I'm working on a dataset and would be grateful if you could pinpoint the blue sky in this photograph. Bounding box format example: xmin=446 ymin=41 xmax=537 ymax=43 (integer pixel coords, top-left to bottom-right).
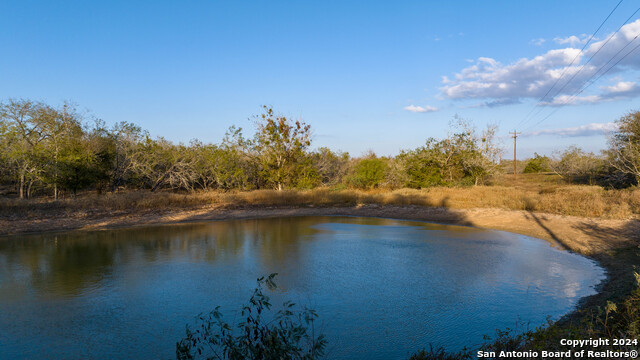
xmin=1 ymin=0 xmax=639 ymax=159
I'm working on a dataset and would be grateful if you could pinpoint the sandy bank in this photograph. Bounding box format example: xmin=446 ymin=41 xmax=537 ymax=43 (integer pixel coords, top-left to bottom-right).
xmin=2 ymin=204 xmax=637 ymax=254
xmin=2 ymin=203 xmax=639 ymax=325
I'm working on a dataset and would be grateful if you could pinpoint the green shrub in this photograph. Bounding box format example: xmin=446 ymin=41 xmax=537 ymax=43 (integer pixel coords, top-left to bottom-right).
xmin=523 ymin=153 xmax=551 ymax=173
xmin=409 ymin=345 xmax=472 ymax=360
xmin=348 ymin=158 xmax=388 ymax=189
xmin=176 ymin=274 xmax=326 ymax=360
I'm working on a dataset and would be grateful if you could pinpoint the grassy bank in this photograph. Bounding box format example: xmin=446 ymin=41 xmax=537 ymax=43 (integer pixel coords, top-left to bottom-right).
xmin=1 ymin=179 xmax=639 ymax=359
xmin=2 ymin=183 xmax=640 ymax=220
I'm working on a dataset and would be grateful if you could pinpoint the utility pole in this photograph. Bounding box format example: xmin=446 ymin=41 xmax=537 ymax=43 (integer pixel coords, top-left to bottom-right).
xmin=509 ymin=130 xmax=519 ymax=180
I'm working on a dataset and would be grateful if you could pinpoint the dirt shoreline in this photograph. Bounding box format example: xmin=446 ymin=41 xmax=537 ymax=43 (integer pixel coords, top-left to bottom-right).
xmin=2 ymin=204 xmax=639 ymax=320
xmin=2 ymin=204 xmax=637 ymax=253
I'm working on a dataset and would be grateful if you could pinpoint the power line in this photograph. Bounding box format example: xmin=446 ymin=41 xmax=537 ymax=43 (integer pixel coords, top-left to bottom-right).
xmin=520 ymin=4 xmax=640 ymax=131
xmin=521 ymin=5 xmax=640 ymax=131
xmin=523 ymin=38 xmax=640 ymax=133
xmin=521 ymin=4 xmax=640 ymax=128
xmin=596 ymin=36 xmax=640 ymax=77
xmin=516 ymin=0 xmax=624 ymax=128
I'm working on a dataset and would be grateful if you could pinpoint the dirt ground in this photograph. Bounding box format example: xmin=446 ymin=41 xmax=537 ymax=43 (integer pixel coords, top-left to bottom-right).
xmin=2 ymin=204 xmax=638 ymax=255
xmin=2 ymin=203 xmax=639 ymax=322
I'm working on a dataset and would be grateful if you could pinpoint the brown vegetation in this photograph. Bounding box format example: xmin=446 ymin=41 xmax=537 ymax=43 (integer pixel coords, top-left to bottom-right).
xmin=1 ymin=176 xmax=639 ymax=359
xmin=3 ymin=99 xmax=640 ymax=357
xmin=1 ymin=178 xmax=639 ymax=228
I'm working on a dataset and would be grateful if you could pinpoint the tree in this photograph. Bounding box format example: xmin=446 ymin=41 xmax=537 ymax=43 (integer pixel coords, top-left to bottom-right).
xmin=110 ymin=121 xmax=146 ymax=191
xmin=0 ymin=99 xmax=50 ymax=198
xmin=56 ymin=130 xmax=100 ymax=196
xmin=396 ymin=141 xmax=447 ymax=188
xmin=310 ymin=147 xmax=349 ymax=186
xmin=551 ymin=146 xmax=604 ymax=184
xmin=85 ymin=120 xmax=118 ymax=193
xmin=253 ymin=106 xmax=313 ymax=190
xmin=523 ymin=153 xmax=551 ymax=173
xmin=37 ymin=102 xmax=86 ymax=199
xmin=608 ymin=110 xmax=640 ymax=184
xmin=347 ymin=155 xmax=388 ymax=189
xmin=0 ymin=119 xmax=9 ymax=185
xmin=217 ymin=126 xmax=260 ymax=190
xmin=460 ymin=123 xmax=502 ymax=185
xmin=0 ymin=99 xmax=120 ymax=198
xmin=133 ymin=137 xmax=197 ymax=192
xmin=395 ymin=118 xmax=502 ymax=187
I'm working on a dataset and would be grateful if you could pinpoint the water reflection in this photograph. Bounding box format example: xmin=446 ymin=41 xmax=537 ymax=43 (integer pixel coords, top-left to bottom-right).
xmin=0 ymin=218 xmax=326 ymax=298
xmin=0 ymin=216 xmax=605 ymax=360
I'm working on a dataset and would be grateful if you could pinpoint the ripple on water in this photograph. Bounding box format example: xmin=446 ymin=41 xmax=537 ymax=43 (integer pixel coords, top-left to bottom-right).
xmin=0 ymin=216 xmax=605 ymax=360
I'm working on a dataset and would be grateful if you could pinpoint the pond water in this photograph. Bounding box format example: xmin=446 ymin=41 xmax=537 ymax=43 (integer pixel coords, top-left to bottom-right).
xmin=0 ymin=216 xmax=605 ymax=359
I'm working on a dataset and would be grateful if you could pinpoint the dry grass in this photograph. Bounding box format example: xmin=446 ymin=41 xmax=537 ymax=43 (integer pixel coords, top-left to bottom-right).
xmin=490 ymin=172 xmax=565 ymax=188
xmin=3 ymin=173 xmax=637 ymax=358
xmin=1 ymin=178 xmax=639 ymax=220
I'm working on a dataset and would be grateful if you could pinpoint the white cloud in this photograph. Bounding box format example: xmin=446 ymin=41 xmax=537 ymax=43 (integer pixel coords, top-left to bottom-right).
xmin=541 ymin=94 xmax=601 ymax=106
xmin=586 ymin=20 xmax=640 ymax=69
xmin=472 ymin=98 xmax=522 ymax=108
xmin=530 ymin=38 xmax=546 ymax=46
xmin=541 ymin=81 xmax=640 ymax=106
xmin=440 ymin=20 xmax=640 ymax=107
xmin=553 ymin=34 xmax=590 ymax=46
xmin=602 ymin=81 xmax=637 ymax=93
xmin=522 ymin=122 xmax=618 ymax=137
xmin=441 ymin=48 xmax=585 ymax=100
xmin=404 ymin=105 xmax=439 ymax=113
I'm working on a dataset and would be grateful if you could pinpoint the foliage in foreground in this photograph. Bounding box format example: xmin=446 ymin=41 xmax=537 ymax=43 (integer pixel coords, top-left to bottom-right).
xmin=176 ymin=274 xmax=326 ymax=360
xmin=175 ymin=270 xmax=640 ymax=359
xmin=409 ymin=345 xmax=472 ymax=360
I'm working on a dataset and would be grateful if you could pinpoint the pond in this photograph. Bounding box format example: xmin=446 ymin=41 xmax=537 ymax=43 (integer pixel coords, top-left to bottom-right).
xmin=0 ymin=216 xmax=605 ymax=359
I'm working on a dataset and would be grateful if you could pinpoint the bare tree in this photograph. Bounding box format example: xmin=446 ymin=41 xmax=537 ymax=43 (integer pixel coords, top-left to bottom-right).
xmin=608 ymin=111 xmax=640 ymax=183
xmin=550 ymin=146 xmax=604 ymax=184
xmin=131 ymin=137 xmax=198 ymax=192
xmin=110 ymin=121 xmax=146 ymax=190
